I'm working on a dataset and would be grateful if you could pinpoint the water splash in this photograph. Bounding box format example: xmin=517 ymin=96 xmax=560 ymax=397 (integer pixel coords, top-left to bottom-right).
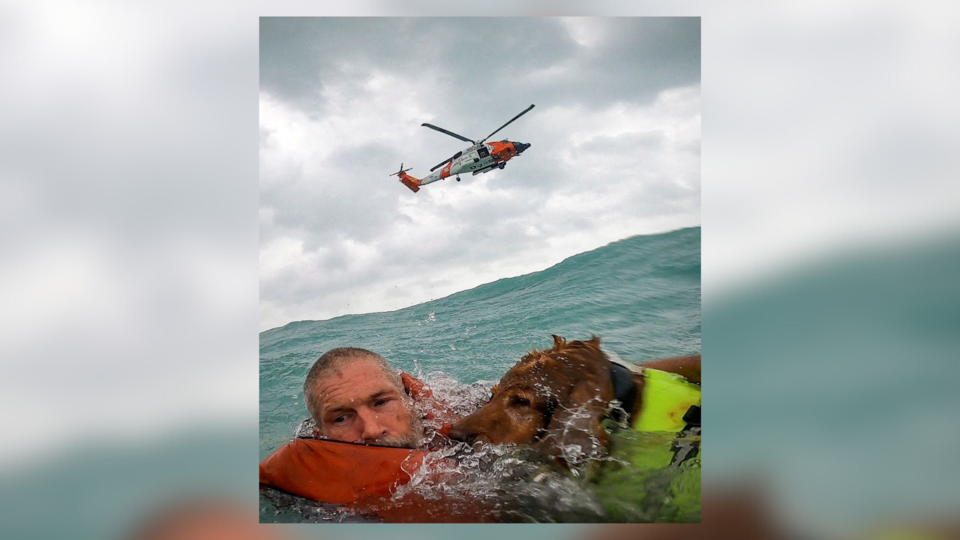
xmin=381 ymin=440 xmax=608 ymax=522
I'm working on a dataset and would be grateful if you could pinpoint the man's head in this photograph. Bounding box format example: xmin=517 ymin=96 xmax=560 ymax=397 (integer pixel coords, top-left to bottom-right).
xmin=303 ymin=347 xmax=421 ymax=448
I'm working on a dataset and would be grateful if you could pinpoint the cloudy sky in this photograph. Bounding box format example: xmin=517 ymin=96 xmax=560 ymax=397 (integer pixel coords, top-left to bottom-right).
xmin=260 ymin=17 xmax=701 ymax=331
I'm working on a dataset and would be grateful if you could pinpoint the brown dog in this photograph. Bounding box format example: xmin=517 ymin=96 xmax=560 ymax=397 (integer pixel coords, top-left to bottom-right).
xmin=448 ymin=335 xmax=700 ymax=467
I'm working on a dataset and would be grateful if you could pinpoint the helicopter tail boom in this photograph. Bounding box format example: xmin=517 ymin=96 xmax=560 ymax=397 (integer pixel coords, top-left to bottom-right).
xmin=398 ymin=171 xmax=421 ymax=193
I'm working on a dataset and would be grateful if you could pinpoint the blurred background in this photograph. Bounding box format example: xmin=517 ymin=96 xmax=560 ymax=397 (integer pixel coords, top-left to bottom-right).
xmin=2 ymin=1 xmax=959 ymax=539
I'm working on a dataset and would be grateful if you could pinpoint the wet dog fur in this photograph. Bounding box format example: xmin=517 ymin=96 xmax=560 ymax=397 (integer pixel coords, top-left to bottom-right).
xmin=449 ymin=335 xmax=637 ymax=467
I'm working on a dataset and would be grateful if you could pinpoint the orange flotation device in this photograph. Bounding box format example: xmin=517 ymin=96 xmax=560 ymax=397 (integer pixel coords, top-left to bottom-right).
xmin=259 ymin=373 xmax=456 ymax=505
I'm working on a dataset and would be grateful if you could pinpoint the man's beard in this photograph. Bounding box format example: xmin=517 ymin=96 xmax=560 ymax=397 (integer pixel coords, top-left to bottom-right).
xmin=373 ymin=413 xmax=423 ymax=449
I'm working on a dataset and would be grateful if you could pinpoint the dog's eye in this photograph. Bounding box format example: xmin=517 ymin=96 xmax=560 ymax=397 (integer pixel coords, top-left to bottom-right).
xmin=510 ymin=396 xmax=531 ymax=407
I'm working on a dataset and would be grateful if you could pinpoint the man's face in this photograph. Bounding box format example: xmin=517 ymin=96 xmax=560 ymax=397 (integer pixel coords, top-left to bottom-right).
xmin=313 ymin=357 xmax=420 ymax=448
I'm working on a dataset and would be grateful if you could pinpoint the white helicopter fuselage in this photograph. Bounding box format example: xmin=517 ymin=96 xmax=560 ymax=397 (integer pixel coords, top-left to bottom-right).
xmin=418 ymin=139 xmax=531 ymax=186
xmin=420 ymin=145 xmax=491 ymax=185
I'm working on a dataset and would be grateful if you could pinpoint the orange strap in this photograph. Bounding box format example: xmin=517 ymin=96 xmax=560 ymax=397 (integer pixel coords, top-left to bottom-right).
xmin=401 ymin=372 xmax=458 ymax=437
xmin=400 ymin=372 xmax=431 ymax=398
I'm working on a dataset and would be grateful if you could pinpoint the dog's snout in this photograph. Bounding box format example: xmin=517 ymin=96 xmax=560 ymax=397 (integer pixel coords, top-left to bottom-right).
xmin=448 ymin=425 xmax=478 ymax=445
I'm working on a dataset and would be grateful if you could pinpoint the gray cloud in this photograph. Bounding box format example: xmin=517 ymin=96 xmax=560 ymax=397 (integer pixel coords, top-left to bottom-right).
xmin=260 ymin=17 xmax=700 ymax=114
xmin=260 ymin=17 xmax=701 ymax=330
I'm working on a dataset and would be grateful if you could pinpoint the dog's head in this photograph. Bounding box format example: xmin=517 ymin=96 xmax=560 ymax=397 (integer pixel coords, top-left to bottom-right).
xmin=449 ymin=335 xmax=616 ymax=466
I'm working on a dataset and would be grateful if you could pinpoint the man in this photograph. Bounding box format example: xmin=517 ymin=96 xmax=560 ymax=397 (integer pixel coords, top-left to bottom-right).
xmin=302 ymin=347 xmax=424 ymax=448
xmin=260 ymin=347 xmax=456 ymax=507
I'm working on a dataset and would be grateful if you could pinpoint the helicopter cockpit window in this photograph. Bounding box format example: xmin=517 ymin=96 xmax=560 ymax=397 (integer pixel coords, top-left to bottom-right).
xmin=477 ymin=146 xmax=490 ymax=159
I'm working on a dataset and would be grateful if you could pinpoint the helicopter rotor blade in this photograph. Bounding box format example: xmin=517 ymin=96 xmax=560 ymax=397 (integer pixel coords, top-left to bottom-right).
xmin=479 ymin=104 xmax=535 ymax=144
xmin=421 ymin=123 xmax=475 ymax=144
xmin=430 ymin=152 xmax=460 ymax=172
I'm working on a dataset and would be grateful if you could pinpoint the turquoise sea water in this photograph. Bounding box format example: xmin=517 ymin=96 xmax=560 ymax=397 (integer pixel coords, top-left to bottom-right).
xmin=259 ymin=226 xmax=701 ymax=522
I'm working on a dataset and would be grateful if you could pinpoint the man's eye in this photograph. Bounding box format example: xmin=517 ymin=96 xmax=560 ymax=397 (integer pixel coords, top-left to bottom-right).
xmin=333 ymin=415 xmax=347 ymax=424
xmin=374 ymin=398 xmax=390 ymax=407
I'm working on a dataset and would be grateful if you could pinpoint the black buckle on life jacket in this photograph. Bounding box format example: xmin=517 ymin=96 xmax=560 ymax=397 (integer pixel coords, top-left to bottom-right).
xmin=609 ymin=362 xmax=638 ymax=423
xmin=682 ymin=405 xmax=701 ymax=427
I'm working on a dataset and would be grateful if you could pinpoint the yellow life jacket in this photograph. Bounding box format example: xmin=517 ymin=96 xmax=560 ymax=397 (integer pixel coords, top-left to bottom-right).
xmin=598 ymin=363 xmax=701 ymax=521
xmin=606 ymin=352 xmax=701 ymax=433
xmin=633 ymin=367 xmax=701 ymax=433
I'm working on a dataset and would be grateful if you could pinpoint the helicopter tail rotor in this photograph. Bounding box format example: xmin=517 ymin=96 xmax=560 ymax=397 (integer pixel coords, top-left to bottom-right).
xmin=389 ymin=163 xmax=414 ymax=177
xmin=389 ymin=163 xmax=421 ymax=193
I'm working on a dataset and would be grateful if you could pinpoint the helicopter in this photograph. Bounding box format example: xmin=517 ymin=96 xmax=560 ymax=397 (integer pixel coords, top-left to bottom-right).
xmin=390 ymin=104 xmax=534 ymax=192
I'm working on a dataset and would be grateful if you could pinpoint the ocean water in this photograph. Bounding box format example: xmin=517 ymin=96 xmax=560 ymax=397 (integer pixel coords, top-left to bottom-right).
xmin=259 ymin=226 xmax=701 ymax=522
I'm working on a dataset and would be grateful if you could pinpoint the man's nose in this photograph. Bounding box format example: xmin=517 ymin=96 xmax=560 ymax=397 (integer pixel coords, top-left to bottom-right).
xmin=357 ymin=408 xmax=387 ymax=441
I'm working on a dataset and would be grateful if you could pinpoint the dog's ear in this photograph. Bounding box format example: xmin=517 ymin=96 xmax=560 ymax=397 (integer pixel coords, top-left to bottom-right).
xmin=534 ymin=381 xmax=610 ymax=468
xmin=551 ymin=334 xmax=566 ymax=348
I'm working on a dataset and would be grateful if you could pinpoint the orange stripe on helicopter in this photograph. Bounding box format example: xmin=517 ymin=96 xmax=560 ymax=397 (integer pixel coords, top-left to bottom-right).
xmin=441 ymin=161 xmax=452 ymax=179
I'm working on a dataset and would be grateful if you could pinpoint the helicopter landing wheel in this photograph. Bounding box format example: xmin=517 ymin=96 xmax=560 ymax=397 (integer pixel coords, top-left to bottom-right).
xmin=456 ymin=176 xmax=460 ymax=181
xmin=498 ymin=162 xmax=505 ymax=170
